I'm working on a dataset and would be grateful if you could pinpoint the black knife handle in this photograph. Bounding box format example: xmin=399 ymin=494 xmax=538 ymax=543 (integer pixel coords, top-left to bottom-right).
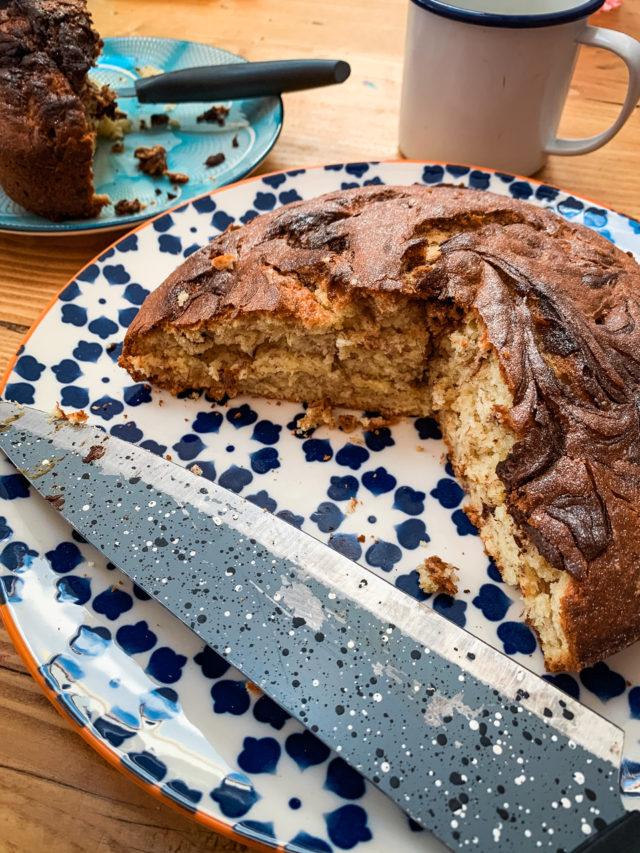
xmin=570 ymin=811 xmax=640 ymax=853
xmin=134 ymin=59 xmax=351 ymax=103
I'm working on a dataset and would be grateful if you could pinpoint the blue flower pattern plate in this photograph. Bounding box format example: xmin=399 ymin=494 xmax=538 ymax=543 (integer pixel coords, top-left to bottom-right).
xmin=2 ymin=161 xmax=640 ymax=853
xmin=0 ymin=37 xmax=282 ymax=234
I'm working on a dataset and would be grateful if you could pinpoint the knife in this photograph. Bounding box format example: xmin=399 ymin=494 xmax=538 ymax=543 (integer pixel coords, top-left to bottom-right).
xmin=0 ymin=401 xmax=638 ymax=852
xmin=115 ymin=59 xmax=351 ymax=103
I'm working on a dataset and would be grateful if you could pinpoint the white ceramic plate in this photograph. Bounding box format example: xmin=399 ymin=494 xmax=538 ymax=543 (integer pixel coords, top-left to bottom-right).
xmin=2 ymin=161 xmax=640 ymax=853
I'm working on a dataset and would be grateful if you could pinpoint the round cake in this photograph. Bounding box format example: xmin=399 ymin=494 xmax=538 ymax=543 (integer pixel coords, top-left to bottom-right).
xmin=0 ymin=0 xmax=116 ymax=220
xmin=120 ymin=183 xmax=640 ymax=673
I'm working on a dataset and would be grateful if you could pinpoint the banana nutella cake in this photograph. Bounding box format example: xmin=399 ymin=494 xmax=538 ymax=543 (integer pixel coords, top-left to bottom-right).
xmin=120 ymin=184 xmax=640 ymax=672
xmin=0 ymin=0 xmax=125 ymax=220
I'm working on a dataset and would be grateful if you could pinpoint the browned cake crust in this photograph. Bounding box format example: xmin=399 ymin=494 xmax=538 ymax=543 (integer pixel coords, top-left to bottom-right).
xmin=121 ymin=184 xmax=640 ymax=671
xmin=0 ymin=0 xmax=111 ymax=220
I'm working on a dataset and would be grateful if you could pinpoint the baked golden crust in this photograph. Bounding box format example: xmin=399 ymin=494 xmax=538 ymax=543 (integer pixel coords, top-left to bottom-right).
xmin=121 ymin=184 xmax=640 ymax=671
xmin=0 ymin=0 xmax=109 ymax=220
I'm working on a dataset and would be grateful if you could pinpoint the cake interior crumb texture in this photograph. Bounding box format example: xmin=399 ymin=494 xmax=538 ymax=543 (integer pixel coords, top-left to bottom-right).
xmin=126 ymin=299 xmax=569 ymax=668
xmin=121 ymin=184 xmax=640 ymax=672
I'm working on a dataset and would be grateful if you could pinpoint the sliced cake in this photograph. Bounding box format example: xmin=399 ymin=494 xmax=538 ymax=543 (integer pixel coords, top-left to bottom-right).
xmin=120 ymin=184 xmax=640 ymax=672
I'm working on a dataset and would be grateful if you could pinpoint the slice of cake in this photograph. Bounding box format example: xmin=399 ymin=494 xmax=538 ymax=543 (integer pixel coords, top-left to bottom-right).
xmin=120 ymin=183 xmax=640 ymax=672
xmin=0 ymin=0 xmax=126 ymax=220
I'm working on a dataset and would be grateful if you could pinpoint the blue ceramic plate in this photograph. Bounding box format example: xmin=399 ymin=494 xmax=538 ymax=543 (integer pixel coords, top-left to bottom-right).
xmin=0 ymin=37 xmax=282 ymax=235
xmin=2 ymin=162 xmax=640 ymax=853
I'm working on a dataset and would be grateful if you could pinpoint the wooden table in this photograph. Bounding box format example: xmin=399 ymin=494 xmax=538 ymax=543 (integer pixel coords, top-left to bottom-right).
xmin=1 ymin=1 xmax=639 ymax=850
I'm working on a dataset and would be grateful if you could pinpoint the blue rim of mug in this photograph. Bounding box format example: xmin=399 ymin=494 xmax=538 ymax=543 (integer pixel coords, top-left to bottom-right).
xmin=409 ymin=0 xmax=605 ymax=28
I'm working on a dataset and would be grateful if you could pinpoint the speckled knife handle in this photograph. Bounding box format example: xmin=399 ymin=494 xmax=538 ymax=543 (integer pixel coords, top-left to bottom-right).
xmin=134 ymin=59 xmax=351 ymax=103
xmin=571 ymin=811 xmax=640 ymax=852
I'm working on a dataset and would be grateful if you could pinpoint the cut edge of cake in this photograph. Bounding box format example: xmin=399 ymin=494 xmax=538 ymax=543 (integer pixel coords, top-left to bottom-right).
xmin=120 ymin=282 xmax=575 ymax=671
xmin=119 ymin=183 xmax=640 ymax=672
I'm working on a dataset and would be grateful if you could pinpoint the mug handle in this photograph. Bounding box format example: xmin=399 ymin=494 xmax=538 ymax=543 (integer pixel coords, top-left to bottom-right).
xmin=545 ymin=25 xmax=640 ymax=156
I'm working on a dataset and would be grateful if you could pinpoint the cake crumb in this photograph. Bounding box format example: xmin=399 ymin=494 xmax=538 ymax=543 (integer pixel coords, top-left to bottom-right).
xmin=417 ymin=556 xmax=459 ymax=596
xmin=295 ymin=399 xmax=398 ymax=434
xmin=176 ymin=290 xmax=189 ymax=307
xmin=165 ymin=170 xmax=189 ymax=184
xmin=82 ymin=445 xmax=106 ymax=464
xmin=416 ymin=445 xmax=424 ymax=452
xmin=136 ymin=64 xmax=163 ymax=78
xmin=232 ymin=134 xmax=239 ymax=147
xmin=115 ymin=198 xmax=145 ymax=216
xmin=49 ymin=403 xmax=88 ymax=425
xmin=45 ymin=493 xmax=65 ymax=510
xmin=190 ymin=463 xmax=203 ymax=476
xmin=150 ymin=113 xmax=169 ymax=127
xmin=357 ymin=534 xmax=365 ymax=543
xmin=212 ymin=253 xmax=237 ymax=271
xmin=111 ymin=142 xmax=124 ymax=154
xmin=346 ymin=497 xmax=358 ymax=514
xmin=134 ymin=144 xmax=167 ymax=176
xmin=205 ymin=152 xmax=226 ymax=168
xmin=196 ymin=104 xmax=229 ymax=125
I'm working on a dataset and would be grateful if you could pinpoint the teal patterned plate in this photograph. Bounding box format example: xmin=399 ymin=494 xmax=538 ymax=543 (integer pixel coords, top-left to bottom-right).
xmin=0 ymin=37 xmax=283 ymax=235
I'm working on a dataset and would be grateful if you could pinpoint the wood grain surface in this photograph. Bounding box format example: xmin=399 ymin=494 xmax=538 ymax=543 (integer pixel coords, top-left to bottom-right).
xmin=1 ymin=1 xmax=640 ymax=851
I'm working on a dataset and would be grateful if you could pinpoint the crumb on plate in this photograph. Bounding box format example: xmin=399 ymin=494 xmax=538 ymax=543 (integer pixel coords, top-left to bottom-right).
xmin=417 ymin=556 xmax=460 ymax=596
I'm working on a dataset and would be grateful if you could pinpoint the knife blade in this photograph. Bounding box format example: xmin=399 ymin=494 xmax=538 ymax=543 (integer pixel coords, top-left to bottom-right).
xmin=0 ymin=401 xmax=638 ymax=852
xmin=115 ymin=59 xmax=351 ymax=103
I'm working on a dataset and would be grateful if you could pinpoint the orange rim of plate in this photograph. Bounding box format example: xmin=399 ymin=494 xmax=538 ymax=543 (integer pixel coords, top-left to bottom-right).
xmin=1 ymin=157 xmax=638 ymax=850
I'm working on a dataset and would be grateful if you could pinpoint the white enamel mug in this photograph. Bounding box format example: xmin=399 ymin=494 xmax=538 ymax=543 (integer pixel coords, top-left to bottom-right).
xmin=399 ymin=0 xmax=640 ymax=175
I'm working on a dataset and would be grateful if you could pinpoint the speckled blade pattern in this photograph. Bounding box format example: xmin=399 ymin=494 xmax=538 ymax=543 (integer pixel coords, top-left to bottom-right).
xmin=0 ymin=402 xmax=625 ymax=852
